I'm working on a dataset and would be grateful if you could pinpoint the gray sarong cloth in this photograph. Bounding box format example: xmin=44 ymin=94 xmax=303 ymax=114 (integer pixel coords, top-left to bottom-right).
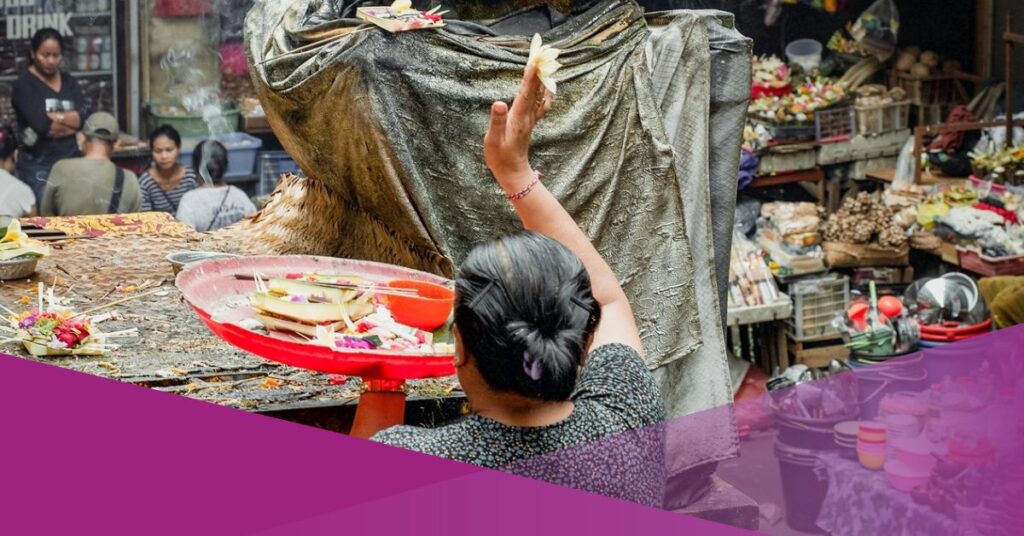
xmin=246 ymin=0 xmax=702 ymax=370
xmin=245 ymin=0 xmax=750 ymax=473
xmin=645 ymin=9 xmax=750 ymax=473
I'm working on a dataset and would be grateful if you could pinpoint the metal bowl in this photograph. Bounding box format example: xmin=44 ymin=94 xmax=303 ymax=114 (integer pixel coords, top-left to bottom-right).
xmin=0 ymin=255 xmax=39 ymax=281
xmin=167 ymin=251 xmax=239 ymax=276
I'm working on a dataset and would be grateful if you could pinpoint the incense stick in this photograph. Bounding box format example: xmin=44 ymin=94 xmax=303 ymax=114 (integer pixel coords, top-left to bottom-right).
xmin=70 ymin=289 xmax=165 ymax=320
xmin=235 ymin=274 xmax=423 ymax=298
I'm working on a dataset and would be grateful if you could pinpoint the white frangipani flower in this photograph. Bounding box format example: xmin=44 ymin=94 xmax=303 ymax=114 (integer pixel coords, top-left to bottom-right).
xmin=389 ymin=0 xmax=415 ymax=13
xmin=527 ymin=33 xmax=562 ymax=94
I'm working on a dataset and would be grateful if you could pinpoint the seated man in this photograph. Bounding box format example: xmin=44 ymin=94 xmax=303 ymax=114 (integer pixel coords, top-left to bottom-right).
xmin=40 ymin=112 xmax=140 ymax=217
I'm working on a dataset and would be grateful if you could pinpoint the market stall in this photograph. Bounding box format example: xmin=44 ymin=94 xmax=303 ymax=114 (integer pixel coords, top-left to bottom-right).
xmin=0 ymin=213 xmax=460 ymax=432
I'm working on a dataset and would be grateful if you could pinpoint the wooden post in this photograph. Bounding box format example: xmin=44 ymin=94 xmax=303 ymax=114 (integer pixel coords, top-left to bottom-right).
xmin=913 ymin=126 xmax=925 ymax=183
xmin=1008 ymin=11 xmax=1016 ymax=147
xmin=976 ymin=0 xmax=994 ymax=80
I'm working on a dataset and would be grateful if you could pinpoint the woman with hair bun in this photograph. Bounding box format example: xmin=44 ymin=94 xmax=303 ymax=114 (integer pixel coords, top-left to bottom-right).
xmin=373 ymin=65 xmax=666 ymax=507
xmin=175 ymin=139 xmax=256 ymax=231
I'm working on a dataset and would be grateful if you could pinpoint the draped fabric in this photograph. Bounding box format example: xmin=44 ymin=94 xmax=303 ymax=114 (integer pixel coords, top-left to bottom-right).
xmin=245 ymin=0 xmax=750 ymax=472
xmin=247 ymin=0 xmax=702 ymax=370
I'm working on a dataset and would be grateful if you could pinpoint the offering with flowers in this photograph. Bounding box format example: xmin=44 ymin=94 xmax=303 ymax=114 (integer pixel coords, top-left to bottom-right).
xmin=752 ymin=55 xmax=791 ymax=89
xmin=356 ymin=1 xmax=446 ymax=33
xmin=1 ymin=284 xmax=138 ymax=357
xmin=245 ymin=272 xmax=456 ymax=355
xmin=751 ymin=55 xmax=792 ymax=100
xmin=969 ymin=145 xmax=1024 ymax=185
xmin=749 ymin=77 xmax=848 ymax=125
xmin=0 ymin=220 xmax=49 ymax=261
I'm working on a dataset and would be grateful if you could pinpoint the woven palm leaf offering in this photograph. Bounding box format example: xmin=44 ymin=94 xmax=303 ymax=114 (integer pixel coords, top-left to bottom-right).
xmin=244 ymin=272 xmax=456 ymax=355
xmin=0 ymin=220 xmax=50 ymax=281
xmin=1 ymin=284 xmax=139 ymax=357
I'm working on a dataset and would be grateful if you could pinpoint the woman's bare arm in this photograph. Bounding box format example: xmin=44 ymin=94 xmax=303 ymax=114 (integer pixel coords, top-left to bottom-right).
xmin=483 ymin=64 xmax=642 ymax=354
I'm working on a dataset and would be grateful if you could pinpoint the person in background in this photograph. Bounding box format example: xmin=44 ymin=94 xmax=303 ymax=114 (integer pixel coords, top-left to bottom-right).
xmin=40 ymin=112 xmax=140 ymax=217
xmin=0 ymin=125 xmax=37 ymax=217
xmin=11 ymin=28 xmax=91 ymax=203
xmin=176 ymin=140 xmax=256 ymax=231
xmin=139 ymin=125 xmax=198 ymax=214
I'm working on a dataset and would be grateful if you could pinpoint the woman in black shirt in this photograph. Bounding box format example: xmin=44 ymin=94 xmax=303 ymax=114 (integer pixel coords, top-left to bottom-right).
xmin=11 ymin=28 xmax=91 ymax=203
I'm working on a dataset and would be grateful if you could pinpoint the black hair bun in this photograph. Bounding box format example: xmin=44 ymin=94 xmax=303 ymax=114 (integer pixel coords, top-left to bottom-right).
xmin=506 ymin=320 xmax=580 ymax=384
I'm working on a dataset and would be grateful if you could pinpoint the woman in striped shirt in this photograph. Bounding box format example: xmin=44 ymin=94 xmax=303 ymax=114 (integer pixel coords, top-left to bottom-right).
xmin=138 ymin=125 xmax=198 ymax=214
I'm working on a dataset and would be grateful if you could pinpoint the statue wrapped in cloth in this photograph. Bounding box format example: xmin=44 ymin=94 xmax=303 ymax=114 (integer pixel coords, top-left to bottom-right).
xmin=234 ymin=0 xmax=751 ymax=505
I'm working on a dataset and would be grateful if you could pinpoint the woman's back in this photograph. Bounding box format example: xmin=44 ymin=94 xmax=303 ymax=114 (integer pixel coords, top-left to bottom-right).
xmin=374 ymin=344 xmax=666 ymax=506
xmin=176 ymin=185 xmax=255 ymax=231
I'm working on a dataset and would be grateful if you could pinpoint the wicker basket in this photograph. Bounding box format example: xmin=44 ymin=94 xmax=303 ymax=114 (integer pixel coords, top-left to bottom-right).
xmin=0 ymin=256 xmax=39 ymax=281
xmin=890 ymin=71 xmax=956 ymax=105
xmin=823 ymin=241 xmax=910 ymax=268
xmin=855 ymin=101 xmax=910 ymax=135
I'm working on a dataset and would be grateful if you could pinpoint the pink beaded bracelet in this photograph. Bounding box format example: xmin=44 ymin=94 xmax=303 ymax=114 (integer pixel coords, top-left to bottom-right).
xmin=506 ymin=170 xmax=542 ymax=201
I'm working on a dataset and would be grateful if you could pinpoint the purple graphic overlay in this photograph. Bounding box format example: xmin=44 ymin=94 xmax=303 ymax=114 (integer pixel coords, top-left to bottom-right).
xmin=0 ymin=353 xmax=749 ymax=536
xmin=482 ymin=326 xmax=1024 ymax=535
xmin=4 ymin=326 xmax=1022 ymax=534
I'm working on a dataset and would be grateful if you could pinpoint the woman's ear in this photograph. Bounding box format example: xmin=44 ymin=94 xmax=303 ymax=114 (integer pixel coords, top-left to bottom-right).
xmin=453 ymin=324 xmax=467 ymax=368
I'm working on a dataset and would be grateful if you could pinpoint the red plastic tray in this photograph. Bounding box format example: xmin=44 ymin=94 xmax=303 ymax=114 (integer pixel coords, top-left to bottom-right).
xmin=920 ymin=319 xmax=993 ymax=343
xmin=176 ymin=255 xmax=456 ymax=380
xmin=957 ymin=247 xmax=1024 ymax=277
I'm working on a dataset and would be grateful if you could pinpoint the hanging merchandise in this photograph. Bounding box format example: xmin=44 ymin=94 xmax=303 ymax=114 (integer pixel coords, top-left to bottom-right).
xmin=850 ymin=0 xmax=900 ymax=62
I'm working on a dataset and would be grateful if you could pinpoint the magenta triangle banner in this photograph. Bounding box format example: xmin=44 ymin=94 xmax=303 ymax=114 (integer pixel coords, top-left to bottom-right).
xmin=0 ymin=354 xmax=749 ymax=535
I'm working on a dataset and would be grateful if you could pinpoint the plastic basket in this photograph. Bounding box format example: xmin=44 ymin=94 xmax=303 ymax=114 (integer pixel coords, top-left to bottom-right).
xmin=815 ymin=105 xmax=855 ymax=141
xmin=147 ymin=101 xmax=240 ymax=138
xmin=956 ymin=247 xmax=1024 ymax=276
xmin=153 ymin=0 xmax=212 ymax=17
xmin=179 ymin=132 xmax=262 ymax=178
xmin=855 ymin=101 xmax=910 ymax=135
xmin=785 ymin=275 xmax=851 ymax=341
xmin=751 ymin=117 xmax=817 ymax=143
xmin=259 ymin=151 xmax=301 ymax=195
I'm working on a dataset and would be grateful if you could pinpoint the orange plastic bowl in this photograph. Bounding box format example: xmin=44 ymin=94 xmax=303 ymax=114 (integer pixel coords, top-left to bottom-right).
xmin=387 ymin=279 xmax=455 ymax=331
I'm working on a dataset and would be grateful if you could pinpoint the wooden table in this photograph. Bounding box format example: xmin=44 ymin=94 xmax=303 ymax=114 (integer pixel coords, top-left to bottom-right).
xmin=750 ymin=167 xmax=828 ymax=208
xmin=865 ymin=168 xmax=970 ymax=188
xmin=2 ymin=215 xmax=461 ymax=436
xmin=727 ymin=295 xmax=794 ymax=375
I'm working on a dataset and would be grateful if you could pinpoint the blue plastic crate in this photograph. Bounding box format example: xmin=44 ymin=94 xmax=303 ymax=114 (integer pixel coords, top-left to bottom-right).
xmin=259 ymin=150 xmax=301 ymax=195
xmin=178 ymin=132 xmax=262 ymax=179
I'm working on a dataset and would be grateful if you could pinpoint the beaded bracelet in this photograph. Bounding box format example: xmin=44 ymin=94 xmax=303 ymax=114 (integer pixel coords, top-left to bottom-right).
xmin=506 ymin=170 xmax=542 ymax=201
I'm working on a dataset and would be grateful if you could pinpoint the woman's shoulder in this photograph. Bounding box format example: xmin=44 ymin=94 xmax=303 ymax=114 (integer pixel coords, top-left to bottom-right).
xmin=11 ymin=70 xmax=34 ymax=89
xmin=587 ymin=343 xmax=643 ymax=366
xmin=178 ymin=188 xmax=206 ymax=202
xmin=0 ymin=169 xmax=30 ymax=192
xmin=372 ymin=421 xmax=478 ymax=459
xmin=59 ymin=70 xmax=81 ymax=84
